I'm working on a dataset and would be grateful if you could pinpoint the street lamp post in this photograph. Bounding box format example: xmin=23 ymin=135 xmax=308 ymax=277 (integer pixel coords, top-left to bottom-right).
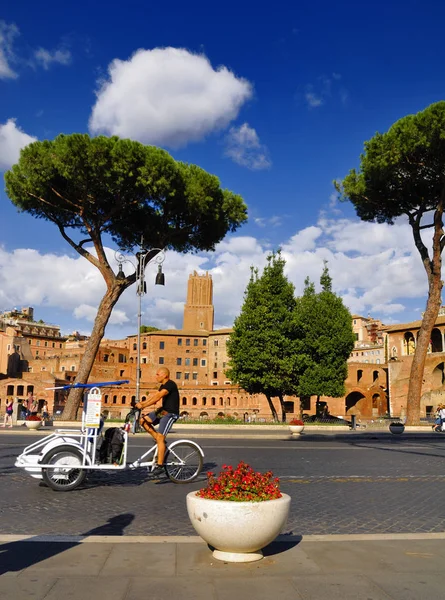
xmin=115 ymin=243 xmax=165 ymax=405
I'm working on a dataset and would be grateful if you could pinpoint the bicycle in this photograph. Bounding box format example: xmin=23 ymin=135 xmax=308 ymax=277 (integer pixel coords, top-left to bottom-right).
xmin=15 ymin=380 xmax=204 ymax=492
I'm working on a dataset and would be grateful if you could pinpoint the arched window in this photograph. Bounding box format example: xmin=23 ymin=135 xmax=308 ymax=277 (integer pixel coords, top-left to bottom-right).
xmin=373 ymin=370 xmax=379 ymax=382
xmin=104 ymin=395 xmax=108 ymax=404
xmin=432 ymin=363 xmax=445 ymax=386
xmin=219 ymin=397 xmax=223 ymax=406
xmin=142 ymin=342 xmax=147 ymax=350
xmin=113 ymin=395 xmax=117 ymax=404
xmin=182 ymin=397 xmax=187 ymax=406
xmin=192 ymin=397 xmax=197 ymax=406
xmin=202 ymin=397 xmax=207 ymax=406
xmin=357 ymin=369 xmax=363 ymax=383
xmin=404 ymin=332 xmax=416 ymax=355
xmin=122 ymin=396 xmax=126 ymax=404
xmin=211 ymin=397 xmax=216 ymax=406
xmin=431 ymin=328 xmax=443 ymax=353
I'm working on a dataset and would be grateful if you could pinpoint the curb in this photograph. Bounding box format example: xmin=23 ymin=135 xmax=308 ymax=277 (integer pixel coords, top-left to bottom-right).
xmin=2 ymin=532 xmax=445 ymax=543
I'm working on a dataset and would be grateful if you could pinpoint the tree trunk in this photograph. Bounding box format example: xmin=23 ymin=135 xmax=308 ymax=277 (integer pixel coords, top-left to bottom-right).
xmin=62 ymin=284 xmax=125 ymax=420
xmin=406 ymin=202 xmax=444 ymax=425
xmin=278 ymin=393 xmax=287 ymax=422
xmin=405 ymin=277 xmax=442 ymax=424
xmin=265 ymin=393 xmax=279 ymax=422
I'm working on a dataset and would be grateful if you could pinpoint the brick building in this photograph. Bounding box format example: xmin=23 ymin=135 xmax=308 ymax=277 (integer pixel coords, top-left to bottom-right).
xmin=2 ymin=274 xmax=444 ymax=421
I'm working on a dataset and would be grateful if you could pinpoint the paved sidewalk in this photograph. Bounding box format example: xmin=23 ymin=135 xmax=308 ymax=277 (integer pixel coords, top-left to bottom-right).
xmin=1 ymin=422 xmax=440 ymax=439
xmin=1 ymin=533 xmax=445 ymax=599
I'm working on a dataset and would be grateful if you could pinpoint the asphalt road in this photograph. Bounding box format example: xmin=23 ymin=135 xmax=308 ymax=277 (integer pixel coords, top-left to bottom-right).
xmin=1 ymin=432 xmax=445 ymax=536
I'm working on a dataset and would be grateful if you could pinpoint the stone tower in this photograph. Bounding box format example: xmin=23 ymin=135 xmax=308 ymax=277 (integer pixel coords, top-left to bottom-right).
xmin=182 ymin=271 xmax=214 ymax=331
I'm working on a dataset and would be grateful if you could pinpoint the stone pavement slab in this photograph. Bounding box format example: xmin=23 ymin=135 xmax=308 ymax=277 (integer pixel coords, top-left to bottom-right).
xmin=100 ymin=543 xmax=176 ymax=576
xmin=293 ymin=574 xmax=390 ymax=600
xmin=365 ymin=572 xmax=444 ymax=600
xmin=128 ymin=576 xmax=216 ymax=600
xmin=2 ymin=534 xmax=445 ymax=599
xmin=43 ymin=576 xmax=130 ymax=600
xmin=23 ymin=543 xmax=113 ymax=576
xmin=0 ymin=576 xmax=57 ymax=600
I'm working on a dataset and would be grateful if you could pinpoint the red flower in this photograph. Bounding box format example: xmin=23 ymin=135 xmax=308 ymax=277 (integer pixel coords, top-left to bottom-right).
xmin=196 ymin=461 xmax=282 ymax=502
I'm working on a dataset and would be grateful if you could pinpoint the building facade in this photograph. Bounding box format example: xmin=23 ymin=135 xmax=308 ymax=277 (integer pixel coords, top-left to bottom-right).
xmin=2 ymin=274 xmax=444 ymax=421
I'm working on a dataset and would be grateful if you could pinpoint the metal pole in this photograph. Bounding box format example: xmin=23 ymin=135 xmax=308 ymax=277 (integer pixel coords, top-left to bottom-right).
xmin=136 ymin=251 xmax=144 ymax=405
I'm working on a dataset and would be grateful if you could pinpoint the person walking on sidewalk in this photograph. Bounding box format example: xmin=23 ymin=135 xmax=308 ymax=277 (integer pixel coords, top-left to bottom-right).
xmin=1 ymin=398 xmax=14 ymax=428
xmin=136 ymin=367 xmax=179 ymax=475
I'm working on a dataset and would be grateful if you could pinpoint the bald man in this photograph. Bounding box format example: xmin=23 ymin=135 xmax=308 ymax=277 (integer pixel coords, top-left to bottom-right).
xmin=136 ymin=367 xmax=179 ymax=474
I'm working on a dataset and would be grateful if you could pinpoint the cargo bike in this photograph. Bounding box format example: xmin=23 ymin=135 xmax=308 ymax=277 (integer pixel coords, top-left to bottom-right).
xmin=14 ymin=380 xmax=204 ymax=491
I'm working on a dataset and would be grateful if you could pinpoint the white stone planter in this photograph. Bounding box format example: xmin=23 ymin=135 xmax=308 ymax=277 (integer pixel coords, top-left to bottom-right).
xmin=186 ymin=491 xmax=291 ymax=562
xmin=25 ymin=420 xmax=42 ymax=430
xmin=389 ymin=423 xmax=405 ymax=434
xmin=289 ymin=424 xmax=304 ymax=435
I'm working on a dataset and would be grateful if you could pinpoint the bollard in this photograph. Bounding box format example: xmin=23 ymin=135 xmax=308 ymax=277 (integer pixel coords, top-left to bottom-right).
xmin=351 ymin=415 xmax=357 ymax=430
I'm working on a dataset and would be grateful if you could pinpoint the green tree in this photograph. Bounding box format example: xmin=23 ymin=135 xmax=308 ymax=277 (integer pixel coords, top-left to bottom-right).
xmin=5 ymin=133 xmax=247 ymax=419
xmin=335 ymin=101 xmax=445 ymax=424
xmin=140 ymin=325 xmax=160 ymax=333
xmin=295 ymin=263 xmax=355 ymax=408
xmin=226 ymin=252 xmax=301 ymax=422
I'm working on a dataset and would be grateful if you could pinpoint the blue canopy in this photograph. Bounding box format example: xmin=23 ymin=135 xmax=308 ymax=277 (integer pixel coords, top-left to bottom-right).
xmin=47 ymin=380 xmax=130 ymax=391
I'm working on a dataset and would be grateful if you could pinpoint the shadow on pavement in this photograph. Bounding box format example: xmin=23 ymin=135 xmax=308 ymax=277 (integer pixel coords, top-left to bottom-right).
xmin=263 ymin=538 xmax=302 ymax=556
xmin=0 ymin=512 xmax=134 ymax=576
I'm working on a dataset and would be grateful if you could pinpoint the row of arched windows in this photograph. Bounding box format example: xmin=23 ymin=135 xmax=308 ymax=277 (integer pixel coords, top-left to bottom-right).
xmin=403 ymin=329 xmax=444 ymax=355
xmin=181 ymin=396 xmax=239 ymax=407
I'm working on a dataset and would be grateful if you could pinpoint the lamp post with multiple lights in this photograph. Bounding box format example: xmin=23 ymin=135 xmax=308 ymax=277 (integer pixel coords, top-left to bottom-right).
xmin=115 ymin=241 xmax=165 ymax=404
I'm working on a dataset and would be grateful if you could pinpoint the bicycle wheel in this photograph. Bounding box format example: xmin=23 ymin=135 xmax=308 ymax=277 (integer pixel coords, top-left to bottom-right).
xmin=42 ymin=445 xmax=87 ymax=491
xmin=164 ymin=441 xmax=203 ymax=483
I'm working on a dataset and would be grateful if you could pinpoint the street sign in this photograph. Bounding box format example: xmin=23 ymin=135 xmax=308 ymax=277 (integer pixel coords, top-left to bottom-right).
xmin=85 ymin=387 xmax=102 ymax=428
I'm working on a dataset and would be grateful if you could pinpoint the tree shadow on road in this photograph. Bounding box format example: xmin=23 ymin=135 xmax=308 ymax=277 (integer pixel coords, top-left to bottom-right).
xmin=345 ymin=437 xmax=445 ymax=460
xmin=0 ymin=512 xmax=134 ymax=577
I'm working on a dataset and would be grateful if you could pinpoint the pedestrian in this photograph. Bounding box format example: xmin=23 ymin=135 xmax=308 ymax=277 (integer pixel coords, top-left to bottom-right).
xmin=1 ymin=397 xmax=14 ymax=428
xmin=42 ymin=400 xmax=49 ymax=421
xmin=29 ymin=395 xmax=38 ymax=416
xmin=21 ymin=398 xmax=29 ymax=419
xmin=129 ymin=399 xmax=141 ymax=435
xmin=439 ymin=404 xmax=445 ymax=431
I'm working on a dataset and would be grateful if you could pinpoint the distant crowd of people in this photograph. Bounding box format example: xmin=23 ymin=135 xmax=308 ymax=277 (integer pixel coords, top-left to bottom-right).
xmin=1 ymin=393 xmax=50 ymax=427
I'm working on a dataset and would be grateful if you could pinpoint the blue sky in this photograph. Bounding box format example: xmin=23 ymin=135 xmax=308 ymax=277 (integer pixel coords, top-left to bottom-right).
xmin=0 ymin=0 xmax=443 ymax=337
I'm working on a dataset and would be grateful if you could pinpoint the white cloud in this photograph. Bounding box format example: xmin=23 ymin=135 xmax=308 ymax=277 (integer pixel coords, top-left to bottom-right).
xmin=34 ymin=47 xmax=71 ymax=70
xmin=305 ymin=91 xmax=323 ymax=108
xmin=0 ymin=21 xmax=19 ymax=79
xmin=224 ymin=123 xmax=271 ymax=170
xmin=0 ymin=213 xmax=434 ymax=338
xmin=303 ymin=74 xmax=349 ymax=109
xmin=89 ymin=47 xmax=252 ymax=148
xmin=0 ymin=119 xmax=37 ymax=171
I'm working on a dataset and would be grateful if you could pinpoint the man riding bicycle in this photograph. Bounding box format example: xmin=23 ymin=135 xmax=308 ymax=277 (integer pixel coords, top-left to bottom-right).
xmin=135 ymin=367 xmax=180 ymax=475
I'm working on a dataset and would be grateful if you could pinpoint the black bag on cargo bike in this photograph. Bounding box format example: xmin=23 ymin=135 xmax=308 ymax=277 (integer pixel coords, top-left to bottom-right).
xmin=99 ymin=427 xmax=125 ymax=464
